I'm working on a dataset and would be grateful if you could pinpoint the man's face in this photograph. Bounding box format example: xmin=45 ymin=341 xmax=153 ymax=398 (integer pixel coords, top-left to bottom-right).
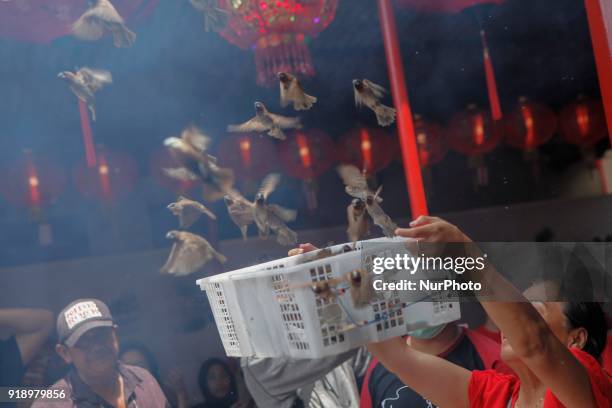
xmin=58 ymin=327 xmax=119 ymax=379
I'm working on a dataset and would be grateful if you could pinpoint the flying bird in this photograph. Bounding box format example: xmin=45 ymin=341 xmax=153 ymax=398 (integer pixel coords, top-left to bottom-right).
xmin=278 ymin=72 xmax=317 ymax=111
xmin=347 ymin=199 xmax=370 ymax=244
xmin=223 ymin=189 xmax=254 ymax=241
xmin=72 ymin=0 xmax=136 ymax=48
xmin=189 ymin=0 xmax=228 ymax=32
xmin=227 ymin=102 xmax=301 ymax=140
xmin=364 ymin=187 xmax=397 ymax=238
xmin=252 ymin=174 xmax=298 ymax=246
xmin=161 ymin=231 xmax=226 ymax=276
xmin=353 ymin=79 xmax=396 ymax=127
xmin=168 ymin=196 xmax=216 ymax=229
xmin=337 ymin=165 xmax=396 ymax=238
xmin=58 ymin=67 xmax=112 ymax=121
xmin=336 ymin=165 xmax=382 ymax=203
xmin=163 ymin=126 xmax=234 ymax=202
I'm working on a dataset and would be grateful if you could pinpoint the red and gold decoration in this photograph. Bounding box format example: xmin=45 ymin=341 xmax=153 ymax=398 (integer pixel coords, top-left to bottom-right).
xmin=279 ymin=129 xmax=334 ymax=209
xmin=74 ymin=146 xmax=139 ymax=202
xmin=217 ymin=0 xmax=338 ymax=86
xmin=217 ymin=133 xmax=278 ymax=193
xmin=0 ymin=149 xmax=67 ymax=246
xmin=395 ymin=0 xmax=505 ymax=120
xmin=337 ymin=127 xmax=394 ymax=175
xmin=449 ymin=104 xmax=501 ymax=187
xmin=503 ymin=97 xmax=556 ymax=177
xmin=0 ymin=0 xmax=158 ymax=44
xmin=411 ymin=115 xmax=448 ymax=191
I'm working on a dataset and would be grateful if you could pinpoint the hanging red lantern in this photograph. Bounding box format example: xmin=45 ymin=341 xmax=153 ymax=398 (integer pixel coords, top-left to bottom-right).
xmin=504 ymin=98 xmax=557 ymax=152
xmin=216 ymin=0 xmax=338 ymax=86
xmin=74 ymin=147 xmax=139 ymax=202
xmin=558 ymin=98 xmax=608 ymax=148
xmin=279 ymin=129 xmax=334 ymax=209
xmin=0 ymin=0 xmax=158 ymax=44
xmin=413 ymin=116 xmax=448 ymax=168
xmin=0 ymin=150 xmax=67 ymax=246
xmin=149 ymin=146 xmax=198 ymax=195
xmin=217 ymin=133 xmax=278 ymax=181
xmin=503 ymin=97 xmax=556 ymax=178
xmin=337 ymin=127 xmax=394 ymax=175
xmin=395 ymin=0 xmax=505 ymax=120
xmin=0 ymin=150 xmax=67 ymax=208
xmin=449 ymin=105 xmax=501 ymax=187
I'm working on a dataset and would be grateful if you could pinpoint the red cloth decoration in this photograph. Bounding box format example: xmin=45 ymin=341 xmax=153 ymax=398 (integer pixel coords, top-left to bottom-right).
xmin=217 ymin=133 xmax=278 ymax=181
xmin=217 ymin=0 xmax=338 ymax=86
xmin=396 ymin=0 xmax=505 ymax=120
xmin=74 ymin=147 xmax=138 ymax=201
xmin=558 ymin=98 xmax=608 ymax=147
xmin=0 ymin=150 xmax=67 ymax=208
xmin=337 ymin=127 xmax=394 ymax=174
xmin=0 ymin=0 xmax=158 ymax=44
xmin=504 ymin=98 xmax=557 ymax=152
xmin=480 ymin=30 xmax=502 ymax=121
xmin=279 ymin=129 xmax=334 ymax=209
xmin=149 ymin=147 xmax=197 ymax=195
xmin=78 ymin=99 xmax=97 ymax=167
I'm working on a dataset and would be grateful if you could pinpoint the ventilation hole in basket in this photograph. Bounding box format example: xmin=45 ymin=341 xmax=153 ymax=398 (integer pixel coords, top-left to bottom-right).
xmin=323 ymin=338 xmax=329 ymax=346
xmin=376 ymin=323 xmax=382 ymax=332
xmin=339 ymin=333 xmax=345 ymax=342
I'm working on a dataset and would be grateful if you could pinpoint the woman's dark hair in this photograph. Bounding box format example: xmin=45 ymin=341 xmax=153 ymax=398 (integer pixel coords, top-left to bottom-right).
xmin=563 ymin=302 xmax=607 ymax=359
xmin=119 ymin=341 xmax=160 ymax=380
xmin=198 ymin=358 xmax=238 ymax=406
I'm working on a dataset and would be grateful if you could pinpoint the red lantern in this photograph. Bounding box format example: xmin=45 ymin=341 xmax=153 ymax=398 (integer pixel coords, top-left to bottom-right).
xmin=413 ymin=116 xmax=448 ymax=168
xmin=504 ymin=98 xmax=557 ymax=152
xmin=217 ymin=0 xmax=338 ymax=86
xmin=149 ymin=146 xmax=198 ymax=195
xmin=449 ymin=105 xmax=501 ymax=187
xmin=74 ymin=147 xmax=138 ymax=202
xmin=337 ymin=127 xmax=394 ymax=175
xmin=559 ymin=98 xmax=608 ymax=148
xmin=395 ymin=0 xmax=505 ymax=120
xmin=503 ymin=97 xmax=556 ymax=178
xmin=0 ymin=149 xmax=67 ymax=208
xmin=279 ymin=129 xmax=334 ymax=209
xmin=217 ymin=133 xmax=278 ymax=181
xmin=0 ymin=150 xmax=67 ymax=246
xmin=0 ymin=0 xmax=158 ymax=44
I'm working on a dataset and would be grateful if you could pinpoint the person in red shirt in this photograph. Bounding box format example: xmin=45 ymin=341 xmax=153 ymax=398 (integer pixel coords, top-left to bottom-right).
xmin=368 ymin=216 xmax=610 ymax=408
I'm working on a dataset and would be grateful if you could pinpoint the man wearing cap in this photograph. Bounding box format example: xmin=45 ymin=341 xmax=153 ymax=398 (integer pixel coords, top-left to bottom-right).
xmin=32 ymin=299 xmax=169 ymax=408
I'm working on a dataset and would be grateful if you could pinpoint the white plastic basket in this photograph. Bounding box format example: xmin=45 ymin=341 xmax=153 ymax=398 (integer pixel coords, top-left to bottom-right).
xmin=197 ymin=237 xmax=461 ymax=359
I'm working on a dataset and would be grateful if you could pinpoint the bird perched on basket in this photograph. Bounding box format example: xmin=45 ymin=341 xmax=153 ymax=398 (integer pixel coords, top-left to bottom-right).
xmin=163 ymin=126 xmax=235 ymax=202
xmin=337 ymin=165 xmax=396 ymax=238
xmin=353 ymin=79 xmax=396 ymax=127
xmin=347 ymin=198 xmax=370 ymax=244
xmin=227 ymin=102 xmax=301 ymax=140
xmin=72 ymin=0 xmax=136 ymax=48
xmin=189 ymin=0 xmax=228 ymax=32
xmin=223 ymin=175 xmax=297 ymax=245
xmin=167 ymin=196 xmax=216 ymax=229
xmin=278 ymin=72 xmax=317 ymax=111
xmin=58 ymin=67 xmax=112 ymax=121
xmin=306 ymin=269 xmax=375 ymax=308
xmin=161 ymin=231 xmax=226 ymax=276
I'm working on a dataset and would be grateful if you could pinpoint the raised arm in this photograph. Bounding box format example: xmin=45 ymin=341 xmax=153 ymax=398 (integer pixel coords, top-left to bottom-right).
xmin=0 ymin=308 xmax=54 ymax=365
xmin=367 ymin=337 xmax=471 ymax=408
xmin=398 ymin=216 xmax=598 ymax=408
